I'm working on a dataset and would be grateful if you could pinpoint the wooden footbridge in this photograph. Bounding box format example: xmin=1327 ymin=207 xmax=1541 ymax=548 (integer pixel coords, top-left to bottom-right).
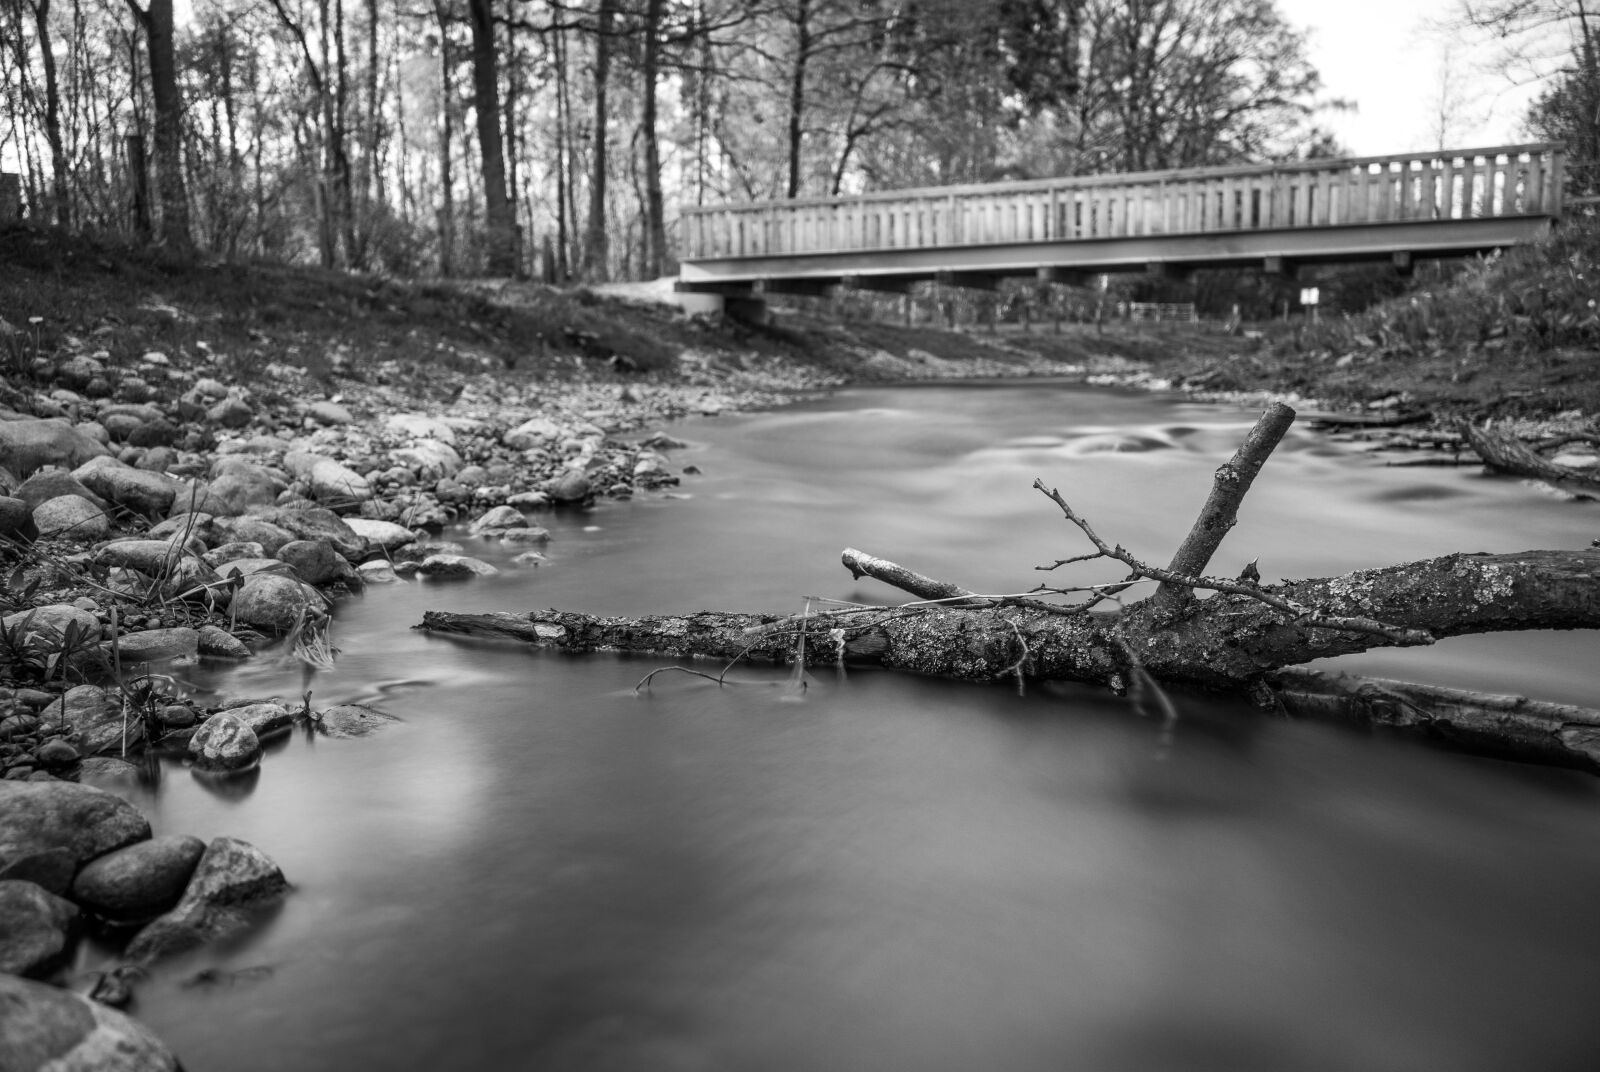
xmin=676 ymin=143 xmax=1564 ymax=311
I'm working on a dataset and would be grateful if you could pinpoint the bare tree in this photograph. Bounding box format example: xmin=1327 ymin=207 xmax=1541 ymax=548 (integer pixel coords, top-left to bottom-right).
xmin=125 ymin=0 xmax=192 ymax=250
xmin=467 ymin=0 xmax=517 ymax=275
xmin=584 ymin=0 xmax=616 ymax=280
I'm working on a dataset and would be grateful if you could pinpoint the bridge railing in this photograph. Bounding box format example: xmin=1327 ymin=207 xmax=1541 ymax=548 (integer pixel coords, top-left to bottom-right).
xmin=682 ymin=144 xmax=1565 ymax=262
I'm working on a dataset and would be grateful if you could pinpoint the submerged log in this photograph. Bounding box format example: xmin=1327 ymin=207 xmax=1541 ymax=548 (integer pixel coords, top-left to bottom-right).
xmin=1268 ymin=667 xmax=1600 ymax=773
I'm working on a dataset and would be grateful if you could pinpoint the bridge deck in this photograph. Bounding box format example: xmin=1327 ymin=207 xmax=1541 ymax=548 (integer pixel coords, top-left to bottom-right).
xmin=678 ymin=144 xmax=1564 ymax=293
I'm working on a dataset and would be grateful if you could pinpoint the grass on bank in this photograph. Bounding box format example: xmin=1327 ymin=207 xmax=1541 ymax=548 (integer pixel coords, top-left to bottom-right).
xmin=1174 ymin=216 xmax=1600 ymax=418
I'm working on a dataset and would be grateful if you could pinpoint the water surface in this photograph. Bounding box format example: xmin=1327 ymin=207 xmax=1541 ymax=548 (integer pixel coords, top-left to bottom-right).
xmin=113 ymin=382 xmax=1600 ymax=1071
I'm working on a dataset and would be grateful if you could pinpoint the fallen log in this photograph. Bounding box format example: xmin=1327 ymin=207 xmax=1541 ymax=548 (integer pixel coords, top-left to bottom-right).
xmin=418 ymin=403 xmax=1600 ymax=773
xmin=1462 ymin=422 xmax=1600 ymax=494
xmin=419 ymin=548 xmax=1600 ymax=691
xmin=1267 ymin=667 xmax=1600 ymax=772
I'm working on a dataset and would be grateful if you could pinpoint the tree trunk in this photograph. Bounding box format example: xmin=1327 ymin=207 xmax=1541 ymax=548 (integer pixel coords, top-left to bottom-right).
xmin=640 ymin=0 xmax=667 ymax=279
xmin=786 ymin=0 xmax=811 ymax=199
xmin=433 ymin=0 xmax=455 ymax=276
xmin=127 ymin=0 xmax=191 ymax=251
xmin=31 ymin=0 xmax=71 ymax=227
xmin=468 ymin=0 xmax=516 ymax=276
xmin=584 ymin=0 xmax=617 ymax=281
xmin=553 ymin=19 xmax=571 ymax=281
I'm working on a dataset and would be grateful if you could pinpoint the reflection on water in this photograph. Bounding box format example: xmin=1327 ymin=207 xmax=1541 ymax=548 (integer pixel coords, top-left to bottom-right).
xmin=116 ymin=382 xmax=1600 ymax=1071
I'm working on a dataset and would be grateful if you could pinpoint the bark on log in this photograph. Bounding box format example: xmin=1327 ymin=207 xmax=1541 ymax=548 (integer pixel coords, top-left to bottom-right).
xmin=420 ymin=549 xmax=1600 ymax=690
xmin=1463 ymin=423 xmax=1600 ymax=493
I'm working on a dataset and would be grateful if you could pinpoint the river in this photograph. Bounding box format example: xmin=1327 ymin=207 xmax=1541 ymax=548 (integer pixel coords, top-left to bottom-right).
xmin=109 ymin=381 xmax=1600 ymax=1071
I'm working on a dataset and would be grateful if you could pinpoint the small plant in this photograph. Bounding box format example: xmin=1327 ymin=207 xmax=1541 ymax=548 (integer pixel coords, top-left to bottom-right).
xmin=0 ymin=611 xmax=50 ymax=683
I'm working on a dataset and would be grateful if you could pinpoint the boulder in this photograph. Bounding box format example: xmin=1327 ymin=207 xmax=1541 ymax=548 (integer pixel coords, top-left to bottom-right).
xmin=71 ymin=456 xmax=178 ymax=517
xmin=390 ymin=440 xmax=463 ymax=481
xmin=93 ymin=538 xmax=193 ymax=574
xmin=0 ymin=780 xmax=150 ymax=885
xmin=503 ymin=416 xmax=563 ymax=449
xmin=0 ymin=495 xmax=33 ymax=538
xmin=126 ymin=417 xmax=179 ymax=448
xmin=192 ymin=377 xmax=229 ymax=400
xmin=31 ymin=494 xmax=108 ymax=539
xmin=206 ymin=396 xmax=254 ymax=428
xmin=0 ymin=417 xmax=110 ymax=475
xmin=256 ymin=506 xmax=365 ymax=559
xmin=223 ymin=701 xmax=294 ymax=740
xmin=0 ymin=714 xmax=41 ymax=741
xmin=315 ymin=703 xmax=402 ymax=739
xmin=202 ymin=541 xmax=266 ymax=568
xmin=70 ymin=834 xmax=206 ymax=922
xmin=98 ymin=403 xmax=164 ymax=426
xmin=0 ymin=848 xmax=75 ymax=894
xmin=92 ymin=541 xmax=217 ymax=601
xmin=124 ymin=837 xmax=288 ymax=962
xmin=0 ymin=879 xmax=78 ymax=976
xmin=356 ymin=560 xmax=402 ymax=584
xmin=34 ymin=740 xmax=78 ymax=768
xmin=306 ymin=400 xmax=353 ymax=426
xmin=196 ymin=625 xmax=251 ymax=659
xmin=0 ymin=971 xmax=180 ymax=1071
xmin=188 ymin=712 xmax=261 ymax=773
xmin=0 ymin=604 xmax=99 ymax=658
xmin=74 ymin=757 xmax=143 ymax=790
xmin=13 ymin=469 xmax=109 ymax=513
xmin=229 ymin=573 xmax=317 ymax=634
xmin=54 ymin=354 xmax=104 ymax=389
xmin=500 ymin=526 xmax=551 ymax=545
xmin=276 ymin=539 xmax=356 ymax=586
xmin=384 ymin=413 xmax=457 ymax=443
xmin=147 ymin=512 xmax=214 ymax=541
xmin=418 ymin=554 xmax=499 ymax=579
xmin=212 ymin=516 xmax=295 ymax=555
xmin=101 ymin=413 xmax=143 ymax=442
xmin=112 ymin=627 xmax=199 ymax=664
xmin=545 ymin=469 xmax=593 ymax=504
xmin=283 ymin=450 xmax=372 ymax=503
xmin=343 ymin=517 xmax=415 ymax=551
xmin=468 ymin=504 xmax=525 ymax=535
xmin=37 ymin=685 xmax=144 ymax=757
xmin=202 ymin=460 xmax=287 ymax=516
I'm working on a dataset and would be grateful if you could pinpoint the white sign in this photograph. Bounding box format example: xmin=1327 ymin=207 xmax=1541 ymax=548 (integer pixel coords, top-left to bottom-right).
xmin=1300 ymin=287 xmax=1321 ymax=306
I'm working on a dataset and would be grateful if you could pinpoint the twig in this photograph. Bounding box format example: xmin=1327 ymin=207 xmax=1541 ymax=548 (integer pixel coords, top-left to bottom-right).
xmin=1032 ymin=479 xmax=1432 ymax=646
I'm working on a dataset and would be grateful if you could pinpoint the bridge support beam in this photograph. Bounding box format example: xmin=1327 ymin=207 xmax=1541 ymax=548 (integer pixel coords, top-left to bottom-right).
xmin=1264 ymin=256 xmax=1298 ymax=279
xmin=1146 ymin=262 xmax=1192 ymax=283
xmin=1392 ymin=250 xmax=1415 ymax=276
xmin=842 ymin=275 xmax=913 ymax=294
xmin=1037 ymin=267 xmax=1092 ymax=287
xmin=936 ymin=270 xmax=1001 ymax=291
xmin=759 ymin=278 xmax=833 ymax=297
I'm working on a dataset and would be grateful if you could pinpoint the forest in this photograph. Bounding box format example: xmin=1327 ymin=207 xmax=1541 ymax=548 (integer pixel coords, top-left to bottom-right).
xmin=0 ymin=0 xmax=1351 ymax=283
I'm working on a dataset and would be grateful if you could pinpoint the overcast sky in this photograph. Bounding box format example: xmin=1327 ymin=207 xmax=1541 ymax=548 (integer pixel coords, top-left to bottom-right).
xmin=1277 ymin=0 xmax=1549 ymax=155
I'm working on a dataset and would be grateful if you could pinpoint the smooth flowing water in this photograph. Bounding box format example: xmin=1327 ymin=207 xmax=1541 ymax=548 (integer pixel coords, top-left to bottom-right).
xmin=111 ymin=382 xmax=1600 ymax=1071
